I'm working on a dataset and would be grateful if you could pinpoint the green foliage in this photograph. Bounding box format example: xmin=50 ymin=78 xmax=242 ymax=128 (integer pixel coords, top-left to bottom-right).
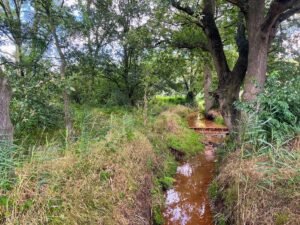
xmin=159 ymin=176 xmax=175 ymax=190
xmin=224 ymin=185 xmax=237 ymax=208
xmin=153 ymin=96 xmax=186 ymax=105
xmin=208 ymin=180 xmax=219 ymax=201
xmin=215 ymin=214 xmax=227 ymax=225
xmin=153 ymin=206 xmax=164 ymax=225
xmin=167 ymin=130 xmax=204 ymax=155
xmin=10 ymin=72 xmax=64 ymax=143
xmin=237 ymin=66 xmax=300 ymax=147
xmin=163 ymin=156 xmax=178 ymax=178
xmin=274 ymin=212 xmax=289 ymax=225
xmin=215 ymin=115 xmax=225 ymax=126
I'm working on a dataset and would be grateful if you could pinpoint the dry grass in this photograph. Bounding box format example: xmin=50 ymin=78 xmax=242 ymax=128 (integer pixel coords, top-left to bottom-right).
xmin=153 ymin=105 xmax=191 ymax=134
xmin=1 ymin=132 xmax=156 ymax=225
xmin=0 ymin=105 xmax=199 ymax=225
xmin=215 ymin=145 xmax=300 ymax=225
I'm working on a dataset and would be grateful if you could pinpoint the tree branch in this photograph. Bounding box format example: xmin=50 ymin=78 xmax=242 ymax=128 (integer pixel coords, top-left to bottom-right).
xmin=262 ymin=0 xmax=300 ymax=33
xmin=171 ymin=39 xmax=209 ymax=51
xmin=277 ymin=5 xmax=300 ymax=23
xmin=225 ymin=0 xmax=248 ymax=14
xmin=170 ymin=0 xmax=195 ymax=16
xmin=201 ymin=0 xmax=230 ymax=80
xmin=232 ymin=14 xmax=248 ymax=79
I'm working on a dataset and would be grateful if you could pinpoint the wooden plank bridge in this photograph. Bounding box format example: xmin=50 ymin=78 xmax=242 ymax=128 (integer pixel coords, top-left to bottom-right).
xmin=190 ymin=127 xmax=229 ymax=135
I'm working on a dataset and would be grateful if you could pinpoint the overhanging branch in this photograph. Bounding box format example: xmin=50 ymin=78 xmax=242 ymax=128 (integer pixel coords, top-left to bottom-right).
xmin=277 ymin=5 xmax=300 ymax=23
xmin=170 ymin=0 xmax=195 ymax=16
xmin=262 ymin=0 xmax=300 ymax=32
xmin=225 ymin=0 xmax=248 ymax=14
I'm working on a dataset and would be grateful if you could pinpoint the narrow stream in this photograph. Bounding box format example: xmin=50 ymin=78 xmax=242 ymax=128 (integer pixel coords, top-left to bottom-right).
xmin=163 ymin=114 xmax=226 ymax=225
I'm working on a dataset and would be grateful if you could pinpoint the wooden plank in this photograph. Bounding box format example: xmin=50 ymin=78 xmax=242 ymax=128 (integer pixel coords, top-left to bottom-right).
xmin=190 ymin=127 xmax=229 ymax=135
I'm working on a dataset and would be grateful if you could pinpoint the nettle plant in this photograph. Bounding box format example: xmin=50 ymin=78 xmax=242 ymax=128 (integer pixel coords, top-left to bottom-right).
xmin=237 ymin=70 xmax=300 ymax=147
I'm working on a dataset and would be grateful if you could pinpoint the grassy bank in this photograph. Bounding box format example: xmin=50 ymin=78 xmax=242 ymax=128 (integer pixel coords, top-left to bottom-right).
xmin=0 ymin=105 xmax=204 ymax=224
xmin=210 ymin=126 xmax=300 ymax=225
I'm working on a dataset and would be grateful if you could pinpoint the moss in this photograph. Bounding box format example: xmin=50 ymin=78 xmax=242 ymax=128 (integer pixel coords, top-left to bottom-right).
xmin=163 ymin=156 xmax=178 ymax=177
xmin=274 ymin=212 xmax=289 ymax=225
xmin=153 ymin=206 xmax=164 ymax=225
xmin=208 ymin=180 xmax=219 ymax=201
xmin=215 ymin=115 xmax=225 ymax=125
xmin=167 ymin=130 xmax=204 ymax=155
xmin=159 ymin=176 xmax=175 ymax=190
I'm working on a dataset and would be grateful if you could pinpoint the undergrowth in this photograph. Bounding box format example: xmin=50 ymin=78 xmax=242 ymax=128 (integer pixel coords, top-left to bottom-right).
xmin=0 ymin=104 xmax=203 ymax=225
xmin=210 ymin=71 xmax=300 ymax=225
xmin=211 ymin=114 xmax=299 ymax=225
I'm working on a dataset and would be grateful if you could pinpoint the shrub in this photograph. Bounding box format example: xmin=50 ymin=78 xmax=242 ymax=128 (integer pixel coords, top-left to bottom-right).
xmin=237 ymin=71 xmax=299 ymax=148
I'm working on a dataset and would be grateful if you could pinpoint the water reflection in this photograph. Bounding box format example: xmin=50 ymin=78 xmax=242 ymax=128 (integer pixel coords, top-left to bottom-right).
xmin=177 ymin=164 xmax=193 ymax=176
xmin=163 ymin=151 xmax=215 ymax=225
xmin=166 ymin=189 xmax=180 ymax=205
xmin=163 ymin=115 xmax=227 ymax=225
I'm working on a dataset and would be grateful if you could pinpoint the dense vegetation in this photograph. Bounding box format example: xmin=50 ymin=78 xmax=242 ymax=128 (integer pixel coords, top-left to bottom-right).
xmin=0 ymin=0 xmax=299 ymax=224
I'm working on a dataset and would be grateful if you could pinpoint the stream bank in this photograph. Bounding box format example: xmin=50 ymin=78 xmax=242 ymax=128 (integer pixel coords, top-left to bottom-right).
xmin=162 ymin=113 xmax=227 ymax=225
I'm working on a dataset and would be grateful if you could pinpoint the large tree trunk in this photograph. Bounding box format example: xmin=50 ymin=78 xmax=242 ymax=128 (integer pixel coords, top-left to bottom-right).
xmin=204 ymin=65 xmax=215 ymax=114
xmin=200 ymin=1 xmax=248 ymax=131
xmin=243 ymin=42 xmax=268 ymax=101
xmin=242 ymin=0 xmax=291 ymax=101
xmin=217 ymin=83 xmax=241 ymax=131
xmin=243 ymin=2 xmax=269 ymax=101
xmin=0 ymin=76 xmax=13 ymax=142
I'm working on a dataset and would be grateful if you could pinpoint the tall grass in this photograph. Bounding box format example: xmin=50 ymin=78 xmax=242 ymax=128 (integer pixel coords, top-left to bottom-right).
xmin=0 ymin=142 xmax=19 ymax=191
xmin=212 ymin=107 xmax=300 ymax=225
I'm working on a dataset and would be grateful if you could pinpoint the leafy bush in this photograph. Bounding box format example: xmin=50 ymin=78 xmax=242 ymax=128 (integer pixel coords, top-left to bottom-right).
xmin=237 ymin=70 xmax=299 ymax=146
xmin=212 ymin=64 xmax=300 ymax=225
xmin=10 ymin=73 xmax=64 ymax=141
xmin=153 ymin=96 xmax=186 ymax=105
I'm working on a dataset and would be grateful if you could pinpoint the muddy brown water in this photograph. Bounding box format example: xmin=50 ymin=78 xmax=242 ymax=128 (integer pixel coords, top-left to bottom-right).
xmin=163 ymin=114 xmax=226 ymax=225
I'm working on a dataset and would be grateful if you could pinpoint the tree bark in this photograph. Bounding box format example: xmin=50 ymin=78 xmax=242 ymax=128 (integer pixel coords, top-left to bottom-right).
xmin=243 ymin=2 xmax=268 ymax=101
xmin=242 ymin=0 xmax=300 ymax=101
xmin=200 ymin=0 xmax=248 ymax=130
xmin=52 ymin=28 xmax=73 ymax=140
xmin=204 ymin=65 xmax=215 ymax=114
xmin=0 ymin=75 xmax=13 ymax=142
xmin=217 ymin=72 xmax=244 ymax=131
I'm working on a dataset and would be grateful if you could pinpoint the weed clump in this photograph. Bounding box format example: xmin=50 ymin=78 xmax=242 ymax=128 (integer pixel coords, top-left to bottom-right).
xmin=0 ymin=105 xmax=204 ymax=225
xmin=0 ymin=107 xmax=159 ymax=225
